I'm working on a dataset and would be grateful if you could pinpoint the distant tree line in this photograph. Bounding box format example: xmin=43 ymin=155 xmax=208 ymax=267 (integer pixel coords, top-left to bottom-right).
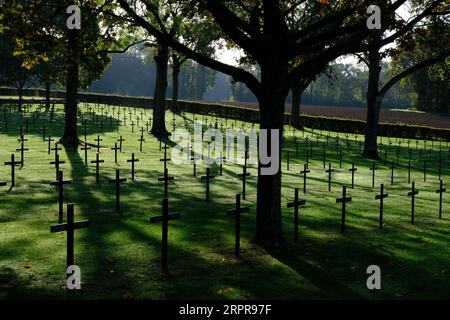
xmin=87 ymin=52 xmax=447 ymax=113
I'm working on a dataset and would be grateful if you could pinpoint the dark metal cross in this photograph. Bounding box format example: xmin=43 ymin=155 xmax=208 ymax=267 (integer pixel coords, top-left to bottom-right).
xmin=375 ymin=184 xmax=389 ymax=229
xmin=436 ymin=180 xmax=446 ymax=220
xmin=150 ymin=198 xmax=180 ymax=270
xmin=16 ymin=135 xmax=29 ymax=167
xmin=349 ymin=162 xmax=357 ymax=189
xmin=325 ymin=163 xmax=334 ymax=192
xmin=226 ymin=194 xmax=250 ymax=256
xmin=50 ymin=204 xmax=89 ymax=271
xmin=50 ymin=171 xmax=72 ymax=224
xmin=390 ymin=162 xmax=396 ymax=185
xmin=160 ymin=144 xmax=171 ymax=171
xmin=91 ymin=153 xmax=104 ymax=184
xmin=336 ymin=186 xmax=352 ymax=234
xmin=127 ymin=153 xmax=139 ymax=181
xmin=407 ymin=182 xmax=419 ymax=225
xmin=422 ymin=160 xmax=427 ymax=182
xmin=4 ymin=154 xmax=21 ymax=187
xmin=109 ymin=169 xmax=127 ymax=211
xmin=117 ymin=136 xmax=125 ymax=152
xmin=287 ymin=188 xmax=306 ymax=242
xmin=80 ymin=144 xmax=91 ymax=166
xmin=408 ymin=156 xmax=412 ymax=184
xmin=45 ymin=136 xmax=55 ymax=155
xmin=201 ymin=168 xmax=215 ymax=203
xmin=238 ymin=163 xmax=250 ymax=200
xmin=51 ymin=142 xmax=62 ymax=158
xmin=158 ymin=168 xmax=175 ymax=198
xmin=94 ymin=135 xmax=102 ymax=153
xmin=370 ymin=161 xmax=377 ymax=187
xmin=111 ymin=143 xmax=120 ymax=164
xmin=50 ymin=154 xmax=65 ymax=180
xmin=138 ymin=134 xmax=145 ymax=152
xmin=300 ymin=164 xmax=310 ymax=194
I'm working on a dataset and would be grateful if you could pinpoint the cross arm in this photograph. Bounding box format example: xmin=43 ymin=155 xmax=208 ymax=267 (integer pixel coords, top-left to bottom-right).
xmin=336 ymin=197 xmax=352 ymax=203
xmin=227 ymin=207 xmax=250 ymax=216
xmin=50 ymin=220 xmax=90 ymax=233
xmin=287 ymin=200 xmax=306 ymax=208
xmin=150 ymin=212 xmax=180 ymax=223
xmin=375 ymin=194 xmax=389 ymax=200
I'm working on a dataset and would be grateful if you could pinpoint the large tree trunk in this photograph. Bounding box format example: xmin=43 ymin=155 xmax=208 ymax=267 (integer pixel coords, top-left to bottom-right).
xmin=290 ymin=84 xmax=303 ymax=129
xmin=171 ymin=54 xmax=181 ymax=114
xmin=363 ymin=49 xmax=382 ymax=159
xmin=60 ymin=28 xmax=79 ymax=147
xmin=151 ymin=42 xmax=170 ymax=138
xmin=256 ymin=59 xmax=289 ymax=247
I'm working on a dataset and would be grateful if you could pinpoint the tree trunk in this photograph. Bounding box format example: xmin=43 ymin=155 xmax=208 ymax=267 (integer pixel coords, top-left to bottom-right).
xmin=45 ymin=81 xmax=51 ymax=112
xmin=17 ymin=84 xmax=23 ymax=113
xmin=60 ymin=28 xmax=79 ymax=147
xmin=290 ymin=84 xmax=303 ymax=129
xmin=171 ymin=54 xmax=181 ymax=114
xmin=256 ymin=61 xmax=289 ymax=247
xmin=151 ymin=42 xmax=170 ymax=138
xmin=363 ymin=49 xmax=382 ymax=159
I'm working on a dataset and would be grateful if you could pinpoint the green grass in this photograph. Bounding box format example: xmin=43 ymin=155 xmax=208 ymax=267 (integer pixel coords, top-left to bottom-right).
xmin=0 ymin=102 xmax=449 ymax=300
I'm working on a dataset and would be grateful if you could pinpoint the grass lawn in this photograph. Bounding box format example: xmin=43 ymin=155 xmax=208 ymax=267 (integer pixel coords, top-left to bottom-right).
xmin=0 ymin=102 xmax=449 ymax=300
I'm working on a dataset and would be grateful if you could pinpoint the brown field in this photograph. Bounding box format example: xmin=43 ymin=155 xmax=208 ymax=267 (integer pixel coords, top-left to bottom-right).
xmin=221 ymin=101 xmax=450 ymax=129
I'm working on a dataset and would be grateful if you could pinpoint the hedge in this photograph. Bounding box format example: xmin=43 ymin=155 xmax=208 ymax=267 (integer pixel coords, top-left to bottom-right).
xmin=1 ymin=87 xmax=449 ymax=141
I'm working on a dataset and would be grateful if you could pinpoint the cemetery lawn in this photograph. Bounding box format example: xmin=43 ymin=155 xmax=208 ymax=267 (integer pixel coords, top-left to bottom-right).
xmin=1 ymin=103 xmax=449 ymax=300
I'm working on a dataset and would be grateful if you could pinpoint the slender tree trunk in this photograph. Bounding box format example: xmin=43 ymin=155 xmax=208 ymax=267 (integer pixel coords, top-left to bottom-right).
xmin=151 ymin=42 xmax=170 ymax=138
xmin=60 ymin=28 xmax=79 ymax=147
xmin=256 ymin=60 xmax=289 ymax=247
xmin=171 ymin=54 xmax=181 ymax=114
xmin=363 ymin=49 xmax=382 ymax=159
xmin=17 ymin=84 xmax=23 ymax=113
xmin=45 ymin=81 xmax=51 ymax=112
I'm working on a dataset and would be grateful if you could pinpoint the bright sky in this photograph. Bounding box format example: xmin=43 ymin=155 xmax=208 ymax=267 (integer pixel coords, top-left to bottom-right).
xmin=217 ymin=4 xmax=412 ymax=67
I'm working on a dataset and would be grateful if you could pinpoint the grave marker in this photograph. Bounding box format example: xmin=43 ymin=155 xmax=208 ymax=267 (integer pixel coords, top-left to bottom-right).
xmin=436 ymin=180 xmax=446 ymax=219
xmin=287 ymin=188 xmax=306 ymax=242
xmin=407 ymin=182 xmax=419 ymax=225
xmin=50 ymin=204 xmax=89 ymax=275
xmin=300 ymin=164 xmax=310 ymax=193
xmin=336 ymin=186 xmax=352 ymax=234
xmin=238 ymin=163 xmax=250 ymax=200
xmin=201 ymin=168 xmax=215 ymax=203
xmin=4 ymin=154 xmax=21 ymax=187
xmin=226 ymin=194 xmax=250 ymax=256
xmin=349 ymin=162 xmax=357 ymax=189
xmin=50 ymin=154 xmax=65 ymax=180
xmin=149 ymin=198 xmax=180 ymax=270
xmin=50 ymin=171 xmax=72 ymax=224
xmin=91 ymin=153 xmax=104 ymax=184
xmin=109 ymin=169 xmax=127 ymax=211
xmin=325 ymin=163 xmax=334 ymax=191
xmin=127 ymin=153 xmax=139 ymax=181
xmin=158 ymin=168 xmax=175 ymax=198
xmin=81 ymin=144 xmax=91 ymax=166
xmin=370 ymin=162 xmax=377 ymax=188
xmin=375 ymin=184 xmax=388 ymax=229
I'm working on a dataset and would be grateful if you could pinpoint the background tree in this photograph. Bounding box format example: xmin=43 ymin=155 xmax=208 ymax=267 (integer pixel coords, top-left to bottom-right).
xmin=0 ymin=30 xmax=37 ymax=111
xmin=360 ymin=1 xmax=449 ymax=158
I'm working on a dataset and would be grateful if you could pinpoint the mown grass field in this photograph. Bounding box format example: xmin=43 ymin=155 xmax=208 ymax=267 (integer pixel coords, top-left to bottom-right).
xmin=0 ymin=101 xmax=449 ymax=300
